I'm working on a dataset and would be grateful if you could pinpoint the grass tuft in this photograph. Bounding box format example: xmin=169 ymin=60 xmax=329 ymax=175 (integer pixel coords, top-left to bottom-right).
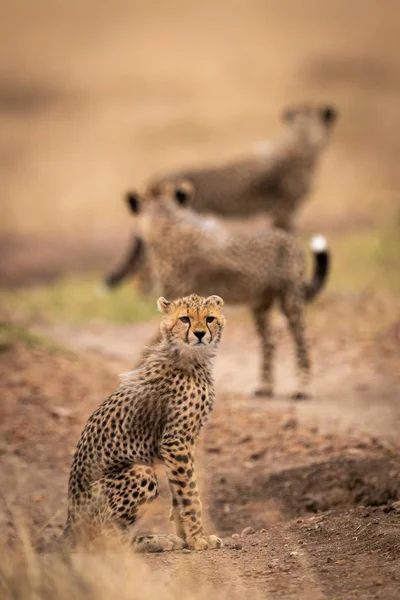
xmin=0 ymin=322 xmax=67 ymax=354
xmin=0 ymin=532 xmax=250 ymax=600
xmin=0 ymin=275 xmax=157 ymax=325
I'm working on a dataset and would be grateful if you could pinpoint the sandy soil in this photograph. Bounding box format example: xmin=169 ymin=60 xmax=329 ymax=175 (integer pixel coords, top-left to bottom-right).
xmin=1 ymin=313 xmax=399 ymax=599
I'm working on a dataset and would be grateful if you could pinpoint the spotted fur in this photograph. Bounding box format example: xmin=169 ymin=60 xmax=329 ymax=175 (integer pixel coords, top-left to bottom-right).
xmin=150 ymin=103 xmax=338 ymax=227
xmin=65 ymin=294 xmax=226 ymax=552
xmin=104 ymin=103 xmax=337 ymax=291
xmin=128 ymin=182 xmax=330 ymax=398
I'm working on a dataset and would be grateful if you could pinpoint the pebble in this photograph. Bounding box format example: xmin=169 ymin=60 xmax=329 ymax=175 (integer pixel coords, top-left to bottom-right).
xmin=51 ymin=406 xmax=72 ymax=419
xmin=232 ymin=533 xmax=240 ymax=539
xmin=241 ymin=527 xmax=255 ymax=536
xmin=232 ymin=543 xmax=243 ymax=550
xmin=282 ymin=417 xmax=298 ymax=430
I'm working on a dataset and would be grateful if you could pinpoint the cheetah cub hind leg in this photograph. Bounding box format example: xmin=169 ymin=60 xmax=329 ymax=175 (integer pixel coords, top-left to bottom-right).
xmin=133 ymin=534 xmax=186 ymax=553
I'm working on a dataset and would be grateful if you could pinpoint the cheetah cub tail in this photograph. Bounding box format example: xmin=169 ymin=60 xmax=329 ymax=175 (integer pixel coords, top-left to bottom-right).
xmin=304 ymin=235 xmax=330 ymax=302
xmin=310 ymin=234 xmax=328 ymax=253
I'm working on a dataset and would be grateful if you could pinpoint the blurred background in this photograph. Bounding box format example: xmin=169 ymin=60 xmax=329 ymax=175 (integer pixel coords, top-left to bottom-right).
xmin=1 ymin=4 xmax=400 ymax=595
xmin=0 ymin=0 xmax=399 ymax=299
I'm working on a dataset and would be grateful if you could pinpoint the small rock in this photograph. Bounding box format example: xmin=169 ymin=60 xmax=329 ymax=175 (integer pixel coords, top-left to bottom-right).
xmin=250 ymin=449 xmax=266 ymax=460
xmin=241 ymin=527 xmax=255 ymax=536
xmin=51 ymin=406 xmax=72 ymax=419
xmin=267 ymin=559 xmax=279 ymax=568
xmin=181 ymin=548 xmax=191 ymax=553
xmin=238 ymin=435 xmax=252 ymax=444
xmin=206 ymin=446 xmax=221 ymax=454
xmin=326 ymin=556 xmax=333 ymax=564
xmin=289 ymin=551 xmax=300 ymax=557
xmin=259 ymin=528 xmax=267 ymax=534
xmin=282 ymin=417 xmax=298 ymax=430
xmin=232 ymin=533 xmax=240 ymax=539
xmin=232 ymin=543 xmax=243 ymax=550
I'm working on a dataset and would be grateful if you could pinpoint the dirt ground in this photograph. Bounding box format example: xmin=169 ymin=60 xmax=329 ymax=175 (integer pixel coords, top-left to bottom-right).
xmin=1 ymin=312 xmax=399 ymax=599
xmin=1 ymin=1 xmax=400 ymax=598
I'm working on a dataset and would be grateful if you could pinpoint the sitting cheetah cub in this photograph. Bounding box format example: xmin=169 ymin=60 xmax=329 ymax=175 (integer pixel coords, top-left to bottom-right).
xmin=65 ymin=293 xmax=225 ymax=552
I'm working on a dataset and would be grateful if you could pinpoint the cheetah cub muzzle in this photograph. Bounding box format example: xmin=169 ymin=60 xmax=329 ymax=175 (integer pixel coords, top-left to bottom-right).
xmin=64 ymin=294 xmax=226 ymax=552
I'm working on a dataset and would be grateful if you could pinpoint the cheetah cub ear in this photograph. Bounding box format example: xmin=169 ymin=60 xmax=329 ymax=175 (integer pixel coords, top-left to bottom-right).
xmin=206 ymin=295 xmax=224 ymax=308
xmin=320 ymin=105 xmax=338 ymax=126
xmin=125 ymin=191 xmax=142 ymax=214
xmin=174 ymin=179 xmax=195 ymax=206
xmin=157 ymin=297 xmax=172 ymax=313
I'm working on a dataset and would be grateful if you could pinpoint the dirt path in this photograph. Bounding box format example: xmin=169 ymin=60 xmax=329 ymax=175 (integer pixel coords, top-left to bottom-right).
xmin=35 ymin=312 xmax=400 ymax=439
xmin=21 ymin=313 xmax=398 ymax=599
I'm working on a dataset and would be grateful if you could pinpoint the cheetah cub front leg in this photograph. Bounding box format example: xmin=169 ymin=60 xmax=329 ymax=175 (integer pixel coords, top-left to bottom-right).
xmin=162 ymin=445 xmax=222 ymax=550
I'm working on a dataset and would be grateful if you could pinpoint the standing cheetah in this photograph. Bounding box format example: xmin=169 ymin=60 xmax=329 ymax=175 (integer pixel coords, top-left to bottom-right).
xmin=127 ymin=181 xmax=330 ymax=399
xmin=65 ymin=293 xmax=226 ymax=551
xmin=150 ymin=103 xmax=338 ymax=226
xmin=104 ymin=103 xmax=337 ymax=291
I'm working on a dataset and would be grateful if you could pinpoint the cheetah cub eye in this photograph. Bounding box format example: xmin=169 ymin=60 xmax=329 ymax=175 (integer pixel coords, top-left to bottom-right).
xmin=180 ymin=316 xmax=190 ymax=323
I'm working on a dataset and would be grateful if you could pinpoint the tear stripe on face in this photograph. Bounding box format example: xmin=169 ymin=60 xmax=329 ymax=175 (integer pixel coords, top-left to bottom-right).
xmin=171 ymin=316 xmax=191 ymax=344
xmin=185 ymin=319 xmax=191 ymax=344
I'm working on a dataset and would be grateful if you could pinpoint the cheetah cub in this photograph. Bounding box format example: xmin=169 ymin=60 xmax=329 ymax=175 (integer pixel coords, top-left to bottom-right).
xmin=65 ymin=294 xmax=225 ymax=552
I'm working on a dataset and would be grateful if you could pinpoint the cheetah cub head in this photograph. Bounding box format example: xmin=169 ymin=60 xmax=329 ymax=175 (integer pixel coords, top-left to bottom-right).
xmin=158 ymin=293 xmax=225 ymax=355
xmin=281 ymin=103 xmax=338 ymax=148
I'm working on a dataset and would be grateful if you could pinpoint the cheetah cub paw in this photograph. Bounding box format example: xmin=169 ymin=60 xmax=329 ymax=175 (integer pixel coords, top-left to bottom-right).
xmin=187 ymin=535 xmax=223 ymax=551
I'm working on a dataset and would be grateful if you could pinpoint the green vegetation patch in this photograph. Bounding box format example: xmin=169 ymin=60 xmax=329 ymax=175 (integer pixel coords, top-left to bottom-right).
xmin=0 ymin=276 xmax=157 ymax=326
xmin=304 ymin=223 xmax=400 ymax=296
xmin=0 ymin=322 xmax=67 ymax=354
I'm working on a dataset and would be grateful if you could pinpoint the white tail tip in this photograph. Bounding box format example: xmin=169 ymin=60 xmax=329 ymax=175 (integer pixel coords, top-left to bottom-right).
xmin=310 ymin=234 xmax=328 ymax=253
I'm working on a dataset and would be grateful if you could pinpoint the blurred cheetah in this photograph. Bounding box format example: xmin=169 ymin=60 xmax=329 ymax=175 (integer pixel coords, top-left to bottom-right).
xmin=127 ymin=181 xmax=330 ymax=398
xmin=104 ymin=103 xmax=337 ymax=290
xmin=65 ymin=293 xmax=226 ymax=551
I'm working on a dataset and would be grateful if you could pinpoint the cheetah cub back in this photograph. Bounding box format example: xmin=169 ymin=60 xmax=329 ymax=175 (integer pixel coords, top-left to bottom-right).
xmin=65 ymin=294 xmax=226 ymax=552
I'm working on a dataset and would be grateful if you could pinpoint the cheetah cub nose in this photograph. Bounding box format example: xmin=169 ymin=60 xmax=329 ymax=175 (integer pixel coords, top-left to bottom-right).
xmin=194 ymin=331 xmax=206 ymax=341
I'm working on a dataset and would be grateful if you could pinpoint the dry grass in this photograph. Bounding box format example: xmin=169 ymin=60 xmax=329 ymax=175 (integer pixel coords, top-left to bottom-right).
xmin=0 ymin=531 xmax=250 ymax=600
